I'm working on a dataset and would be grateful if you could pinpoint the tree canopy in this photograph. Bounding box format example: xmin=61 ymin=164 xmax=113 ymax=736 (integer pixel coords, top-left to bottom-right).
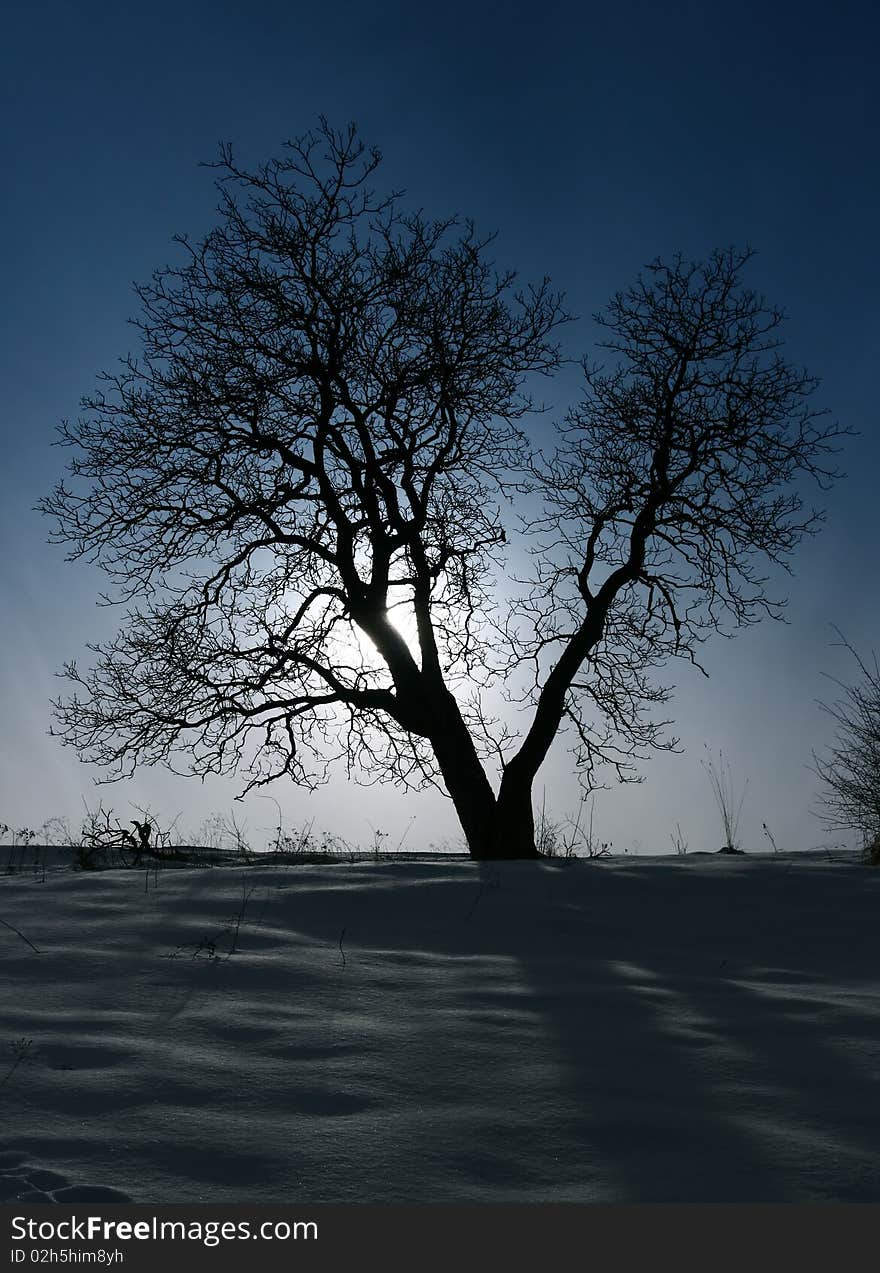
xmin=42 ymin=120 xmax=847 ymax=858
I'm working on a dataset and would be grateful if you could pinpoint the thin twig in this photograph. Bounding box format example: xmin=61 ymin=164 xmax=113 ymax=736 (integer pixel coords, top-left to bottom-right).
xmin=0 ymin=916 xmax=41 ymax=954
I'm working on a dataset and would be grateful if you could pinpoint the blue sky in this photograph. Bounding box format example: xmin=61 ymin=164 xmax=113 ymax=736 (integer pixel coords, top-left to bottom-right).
xmin=1 ymin=0 xmax=878 ymax=853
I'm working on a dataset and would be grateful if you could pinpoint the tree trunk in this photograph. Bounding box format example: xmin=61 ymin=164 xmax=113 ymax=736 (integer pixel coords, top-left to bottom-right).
xmin=427 ymin=688 xmax=540 ymax=859
xmin=487 ymin=773 xmax=540 ymax=859
xmin=438 ymin=752 xmax=541 ymax=859
xmin=428 ymin=712 xmax=497 ymax=856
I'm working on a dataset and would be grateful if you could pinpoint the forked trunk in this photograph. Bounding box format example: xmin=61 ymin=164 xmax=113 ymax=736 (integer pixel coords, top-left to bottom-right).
xmin=430 ymin=713 xmax=540 ymax=859
xmin=460 ymin=790 xmax=541 ymax=860
xmin=421 ymin=682 xmax=541 ymax=859
xmin=484 ymin=779 xmax=540 ymax=860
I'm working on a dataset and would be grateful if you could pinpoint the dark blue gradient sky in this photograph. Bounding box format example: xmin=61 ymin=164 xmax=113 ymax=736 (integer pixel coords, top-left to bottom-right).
xmin=2 ymin=0 xmax=878 ymax=853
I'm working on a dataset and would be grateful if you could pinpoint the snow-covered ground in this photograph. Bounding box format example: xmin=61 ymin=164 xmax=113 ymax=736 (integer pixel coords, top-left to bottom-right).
xmin=1 ymin=848 xmax=877 ymax=1203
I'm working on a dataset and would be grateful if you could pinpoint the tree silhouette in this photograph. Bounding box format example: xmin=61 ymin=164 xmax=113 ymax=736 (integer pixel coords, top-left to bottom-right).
xmin=813 ymin=630 xmax=880 ymax=854
xmin=42 ymin=121 xmax=847 ymax=858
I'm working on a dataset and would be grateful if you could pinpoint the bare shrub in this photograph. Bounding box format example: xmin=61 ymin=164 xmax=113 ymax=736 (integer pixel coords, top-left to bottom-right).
xmin=813 ymin=629 xmax=880 ymax=859
xmin=702 ymin=746 xmax=748 ymax=852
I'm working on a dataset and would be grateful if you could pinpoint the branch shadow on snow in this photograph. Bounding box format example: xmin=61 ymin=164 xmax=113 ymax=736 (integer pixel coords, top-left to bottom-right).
xmin=481 ymin=857 xmax=880 ymax=1202
xmin=3 ymin=854 xmax=878 ymax=1203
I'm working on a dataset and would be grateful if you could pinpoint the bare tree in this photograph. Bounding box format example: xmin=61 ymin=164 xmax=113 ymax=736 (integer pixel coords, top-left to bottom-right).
xmin=41 ymin=121 xmax=847 ymax=859
xmin=813 ymin=629 xmax=880 ymax=852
